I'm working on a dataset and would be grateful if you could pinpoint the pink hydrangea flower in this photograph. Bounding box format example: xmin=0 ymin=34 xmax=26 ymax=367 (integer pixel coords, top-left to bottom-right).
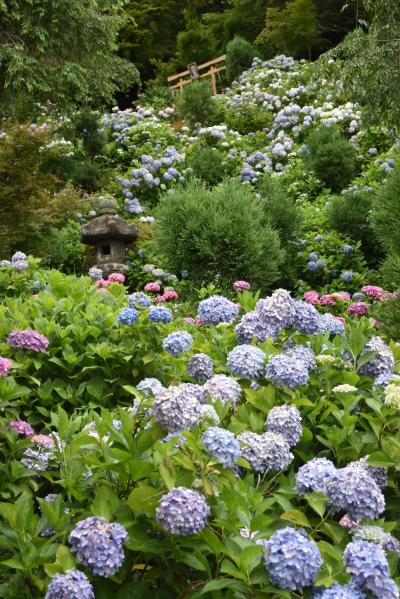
xmin=144 ymin=282 xmax=161 ymax=293
xmin=319 ymin=294 xmax=336 ymax=306
xmin=339 ymin=515 xmax=359 ymax=528
xmin=335 ymin=316 xmax=346 ymax=324
xmin=96 ymin=287 xmax=109 ymax=294
xmin=361 ymin=285 xmax=384 ymax=300
xmin=9 ymin=420 xmax=34 ymax=436
xmin=233 ymin=280 xmax=251 ymax=291
xmin=154 ymin=295 xmax=166 ymax=303
xmin=8 ymin=330 xmax=49 ymax=352
xmin=163 ymin=290 xmax=179 ymax=301
xmin=107 ymin=273 xmax=125 ymax=284
xmin=31 ymin=434 xmax=54 ymax=447
xmin=0 ymin=357 xmax=12 ymax=377
xmin=304 ymin=291 xmax=319 ymax=305
xmin=373 ymin=319 xmax=384 ymax=329
xmin=184 ymin=317 xmax=204 ymax=326
xmin=333 ymin=292 xmax=351 ymax=301
xmin=347 ymin=302 xmax=369 ymax=316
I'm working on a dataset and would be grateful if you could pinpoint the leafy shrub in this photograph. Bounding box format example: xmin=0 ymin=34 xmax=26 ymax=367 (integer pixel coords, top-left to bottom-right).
xmin=327 ymin=191 xmax=382 ymax=266
xmin=372 ymin=165 xmax=400 ymax=287
xmin=154 ymin=180 xmax=284 ymax=292
xmin=140 ymin=85 xmax=173 ymax=109
xmin=191 ymin=148 xmax=225 ymax=186
xmin=176 ymin=80 xmax=222 ymax=125
xmin=225 ymin=36 xmax=257 ymax=82
xmin=303 ymin=126 xmax=357 ymax=192
xmin=71 ymin=109 xmax=107 ymax=159
xmin=225 ymin=106 xmax=273 ymax=134
xmin=46 ymin=221 xmax=85 ymax=274
xmin=69 ymin=160 xmax=105 ymax=192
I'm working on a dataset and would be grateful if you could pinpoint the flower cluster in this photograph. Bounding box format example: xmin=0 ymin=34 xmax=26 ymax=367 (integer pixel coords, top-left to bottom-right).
xmin=266 ymin=352 xmax=309 ymax=389
xmin=202 ymin=426 xmax=241 ymax=468
xmin=9 ymin=419 xmax=34 ymax=436
xmin=226 ymin=344 xmax=265 ymax=380
xmin=238 ymin=431 xmax=293 ymax=473
xmin=128 ymin=292 xmax=151 ymax=308
xmin=148 ymin=306 xmax=173 ymax=323
xmin=68 ymin=517 xmax=128 ymax=577
xmin=295 ymin=457 xmax=336 ymax=495
xmin=156 ymin=487 xmax=210 ymax=535
xmin=266 ymin=405 xmax=302 ymax=446
xmin=204 ymin=374 xmax=242 ymax=406
xmin=187 ymin=353 xmax=213 ymax=383
xmin=198 ymin=295 xmax=239 ymax=325
xmin=0 ymin=356 xmax=12 ymax=377
xmin=358 ymin=336 xmax=394 ymax=385
xmin=8 ymin=330 xmax=49 ymax=352
xmin=264 ymin=527 xmax=322 ymax=591
xmin=293 ymin=300 xmax=321 ymax=335
xmin=136 ymin=377 xmax=164 ymax=397
xmin=343 ymin=541 xmax=398 ymax=598
xmin=233 ymin=280 xmax=251 ymax=291
xmin=162 ymin=331 xmax=193 ymax=356
xmin=45 ymin=569 xmax=94 ymax=599
xmin=153 ymin=385 xmax=201 ymax=431
xmin=117 ymin=307 xmax=139 ymax=325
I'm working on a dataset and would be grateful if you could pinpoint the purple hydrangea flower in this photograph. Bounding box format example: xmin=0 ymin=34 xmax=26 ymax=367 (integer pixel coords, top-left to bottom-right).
xmin=238 ymin=431 xmax=293 ymax=473
xmin=234 ymin=310 xmax=276 ymax=344
xmin=11 ymin=251 xmax=27 ymax=262
xmin=264 ymin=527 xmax=322 ymax=590
xmin=359 ymin=337 xmax=394 ymax=385
xmin=148 ymin=306 xmax=173 ymax=323
xmin=286 ymin=344 xmax=316 ymax=370
xmin=117 ymin=307 xmax=139 ymax=325
xmin=178 ymin=383 xmax=207 ymax=404
xmin=204 ymin=374 xmax=242 ymax=406
xmin=320 ymin=313 xmax=345 ymax=335
xmin=45 ymin=569 xmax=94 ymax=599
xmin=266 ymin=405 xmax=302 ymax=446
xmin=153 ymin=385 xmax=201 ymax=432
xmin=293 ymin=300 xmax=322 ymax=335
xmin=226 ymin=344 xmax=265 ymax=380
xmin=202 ymin=427 xmax=241 ymax=467
xmin=295 ymin=457 xmax=336 ymax=495
xmin=21 ymin=448 xmax=51 ymax=471
xmin=68 ymin=516 xmax=128 ymax=577
xmin=0 ymin=357 xmax=12 ymax=377
xmin=13 ymin=259 xmax=29 ymax=271
xmin=88 ymin=267 xmax=103 ymax=281
xmin=255 ymin=289 xmax=295 ymax=333
xmin=156 ymin=487 xmax=210 ymax=535
xmin=162 ymin=331 xmax=193 ymax=356
xmin=187 ymin=353 xmax=213 ymax=383
xmin=9 ymin=419 xmax=34 ymax=436
xmin=198 ymin=295 xmax=239 ymax=325
xmin=8 ymin=330 xmax=49 ymax=352
xmin=326 ymin=463 xmax=385 ymax=521
xmin=128 ymin=292 xmax=151 ymax=308
xmin=266 ymin=353 xmax=309 ymax=389
xmin=136 ymin=378 xmax=164 ymax=396
xmin=343 ymin=540 xmax=398 ymax=598
xmin=352 ymin=525 xmax=400 ymax=553
xmin=315 ymin=583 xmax=367 ymax=598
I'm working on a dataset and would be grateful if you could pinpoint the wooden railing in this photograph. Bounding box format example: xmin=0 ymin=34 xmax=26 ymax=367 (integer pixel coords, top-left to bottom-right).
xmin=167 ymin=55 xmax=226 ymax=95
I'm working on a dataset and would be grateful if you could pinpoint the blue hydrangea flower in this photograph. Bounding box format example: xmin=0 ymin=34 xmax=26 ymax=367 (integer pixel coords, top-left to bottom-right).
xmin=204 ymin=374 xmax=242 ymax=406
xmin=352 ymin=525 xmax=400 ymax=553
xmin=187 ymin=353 xmax=213 ymax=383
xmin=320 ymin=313 xmax=345 ymax=335
xmin=343 ymin=245 xmax=354 ymax=254
xmin=255 ymin=289 xmax=295 ymax=333
xmin=326 ymin=463 xmax=385 ymax=521
xmin=198 ymin=295 xmax=239 ymax=325
xmin=264 ymin=527 xmax=322 ymax=591
xmin=266 ymin=353 xmax=309 ymax=389
xmin=295 ymin=457 xmax=336 ymax=495
xmin=128 ymin=292 xmax=151 ymax=308
xmin=156 ymin=487 xmax=210 ymax=535
xmin=341 ymin=271 xmax=355 ymax=283
xmin=88 ymin=267 xmax=103 ymax=281
xmin=351 ymin=457 xmax=388 ymax=490
xmin=153 ymin=385 xmax=201 ymax=432
xmin=68 ymin=517 xmax=128 ymax=577
xmin=352 ymin=292 xmax=365 ymax=301
xmin=148 ymin=306 xmax=173 ymax=323
xmin=286 ymin=344 xmax=317 ymax=371
xmin=162 ymin=331 xmax=193 ymax=356
xmin=136 ymin=378 xmax=164 ymax=396
xmin=238 ymin=431 xmax=293 ymax=473
xmin=21 ymin=448 xmax=51 ymax=471
xmin=117 ymin=307 xmax=139 ymax=325
xmin=309 ymin=251 xmax=319 ymax=261
xmin=359 ymin=337 xmax=394 ymax=385
xmin=343 ymin=541 xmax=398 ymax=598
xmin=293 ymin=300 xmax=322 ymax=335
xmin=11 ymin=251 xmax=27 ymax=262
xmin=45 ymin=569 xmax=94 ymax=599
xmin=315 ymin=583 xmax=367 ymax=598
xmin=266 ymin=405 xmax=302 ymax=446
xmin=308 ymin=261 xmax=318 ymax=271
xmin=202 ymin=427 xmax=241 ymax=468
xmin=226 ymin=344 xmax=265 ymax=380
xmin=234 ymin=310 xmax=276 ymax=344
xmin=13 ymin=259 xmax=29 ymax=271
xmin=0 ymin=260 xmax=11 ymax=268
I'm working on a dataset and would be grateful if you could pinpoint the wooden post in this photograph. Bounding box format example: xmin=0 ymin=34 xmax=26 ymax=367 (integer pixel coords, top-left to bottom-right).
xmin=210 ymin=66 xmax=217 ymax=96
xmin=179 ymin=78 xmax=184 ymax=93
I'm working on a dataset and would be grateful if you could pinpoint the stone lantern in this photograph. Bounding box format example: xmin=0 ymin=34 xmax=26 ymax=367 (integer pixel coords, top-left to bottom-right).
xmin=80 ymin=195 xmax=137 ymax=277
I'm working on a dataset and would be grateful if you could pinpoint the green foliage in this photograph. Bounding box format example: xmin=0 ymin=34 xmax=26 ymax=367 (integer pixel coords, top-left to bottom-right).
xmin=191 ymin=147 xmax=225 ymax=186
xmin=225 ymin=107 xmax=273 ymax=135
xmin=256 ymin=0 xmax=323 ymax=59
xmin=225 ymin=36 xmax=257 ymax=83
xmin=46 ymin=222 xmax=86 ymax=274
xmin=0 ymin=0 xmax=139 ymax=119
xmin=372 ymin=294 xmax=400 ymax=340
xmin=327 ymin=191 xmax=382 ymax=266
xmin=154 ymin=180 xmax=284 ymax=292
xmin=303 ymin=127 xmax=357 ymax=193
xmin=176 ymin=80 xmax=222 ymax=125
xmin=174 ymin=22 xmax=217 ymax=70
xmin=140 ymin=85 xmax=173 ymax=109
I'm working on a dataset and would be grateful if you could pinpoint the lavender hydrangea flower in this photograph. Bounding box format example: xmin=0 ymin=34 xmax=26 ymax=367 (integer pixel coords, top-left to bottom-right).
xmin=9 ymin=419 xmax=34 ymax=436
xmin=156 ymin=487 xmax=210 ymax=535
xmin=293 ymin=300 xmax=322 ymax=335
xmin=187 ymin=353 xmax=213 ymax=383
xmin=286 ymin=344 xmax=316 ymax=371
xmin=255 ymin=289 xmax=295 ymax=333
xmin=352 ymin=526 xmax=400 ymax=553
xmin=343 ymin=540 xmax=398 ymax=598
xmin=295 ymin=457 xmax=336 ymax=495
xmin=266 ymin=353 xmax=309 ymax=389
xmin=326 ymin=463 xmax=385 ymax=521
xmin=117 ymin=307 xmax=139 ymax=325
xmin=320 ymin=313 xmax=345 ymax=335
xmin=204 ymin=374 xmax=242 ymax=406
xmin=13 ymin=259 xmax=29 ymax=271
xmin=11 ymin=251 xmax=27 ymax=262
xmin=68 ymin=516 xmax=127 ymax=577
xmin=128 ymin=292 xmax=151 ymax=308
xmin=136 ymin=377 xmax=164 ymax=397
xmin=226 ymin=344 xmax=265 ymax=380
xmin=266 ymin=405 xmax=302 ymax=446
xmin=148 ymin=306 xmax=173 ymax=323
xmin=198 ymin=295 xmax=239 ymax=325
xmin=238 ymin=431 xmax=293 ymax=473
xmin=8 ymin=330 xmax=49 ymax=352
xmin=0 ymin=260 xmax=11 ymax=267
xmin=199 ymin=404 xmax=220 ymax=425
xmin=21 ymin=448 xmax=51 ymax=471
xmin=315 ymin=583 xmax=367 ymax=598
xmin=359 ymin=337 xmax=394 ymax=385
xmin=162 ymin=331 xmax=193 ymax=356
xmin=351 ymin=457 xmax=388 ymax=490
xmin=153 ymin=385 xmax=201 ymax=432
xmin=88 ymin=267 xmax=103 ymax=281
xmin=45 ymin=569 xmax=94 ymax=599
xmin=178 ymin=383 xmax=207 ymax=404
xmin=264 ymin=527 xmax=322 ymax=591
xmin=234 ymin=310 xmax=277 ymax=344
xmin=202 ymin=427 xmax=241 ymax=467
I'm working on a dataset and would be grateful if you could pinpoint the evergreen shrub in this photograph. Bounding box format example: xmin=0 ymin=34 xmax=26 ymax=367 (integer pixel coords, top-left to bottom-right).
xmin=225 ymin=36 xmax=257 ymax=83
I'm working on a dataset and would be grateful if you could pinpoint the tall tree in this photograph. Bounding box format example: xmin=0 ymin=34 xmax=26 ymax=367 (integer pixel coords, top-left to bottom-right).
xmin=0 ymin=0 xmax=138 ymax=118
